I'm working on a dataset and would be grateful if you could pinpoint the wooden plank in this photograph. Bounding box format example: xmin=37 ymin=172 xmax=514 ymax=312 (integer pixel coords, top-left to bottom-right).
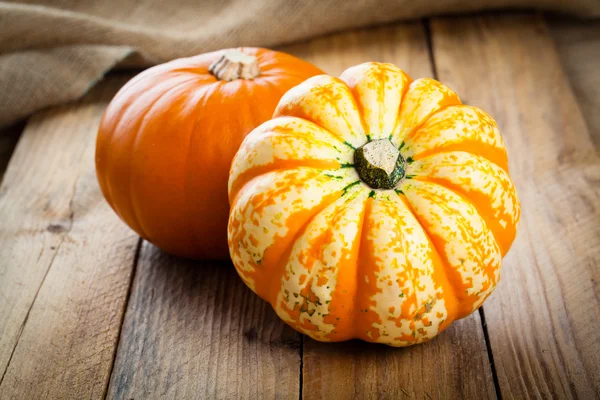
xmin=287 ymin=22 xmax=498 ymax=400
xmin=107 ymin=243 xmax=301 ymax=399
xmin=281 ymin=22 xmax=432 ymax=77
xmin=304 ymin=317 xmax=497 ymax=399
xmin=0 ymin=75 xmax=140 ymax=398
xmin=546 ymin=15 xmax=600 ymax=147
xmin=431 ymin=14 xmax=600 ymax=399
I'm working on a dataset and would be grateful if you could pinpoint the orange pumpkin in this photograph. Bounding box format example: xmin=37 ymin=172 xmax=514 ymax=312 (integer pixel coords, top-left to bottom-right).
xmin=228 ymin=62 xmax=521 ymax=346
xmin=96 ymin=48 xmax=323 ymax=259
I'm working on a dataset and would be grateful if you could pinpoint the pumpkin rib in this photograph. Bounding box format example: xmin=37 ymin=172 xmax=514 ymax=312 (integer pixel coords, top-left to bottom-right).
xmin=400 ymin=192 xmax=461 ymax=330
xmin=410 ymin=173 xmax=514 ymax=258
xmin=272 ymin=113 xmax=357 ymax=150
xmin=391 ymin=79 xmax=461 ymax=147
xmin=321 ymin=191 xmax=369 ymax=341
xmin=351 ymin=194 xmax=372 ymax=341
xmin=408 ymin=152 xmax=519 ymax=255
xmin=402 ymin=105 xmax=509 ymax=172
xmin=389 ymin=68 xmax=413 ymax=142
xmin=107 ymin=74 xmax=200 ymax=238
xmin=257 ymin=120 xmax=352 ymax=155
xmin=229 ymin=162 xmax=343 ymax=207
xmin=396 ymin=103 xmax=460 ymax=150
xmin=229 ymin=168 xmax=356 ymax=296
xmin=395 ymin=190 xmax=462 ymax=322
xmin=274 ymin=75 xmax=366 ymax=148
xmin=393 ymin=72 xmax=413 ymax=140
xmin=125 ymin=75 xmax=204 ymax=242
xmin=265 ymin=191 xmax=345 ymax=308
xmin=341 ymin=62 xmax=413 ymax=142
xmin=97 ymin=72 xmax=188 ymax=223
xmin=407 ymin=141 xmax=509 ymax=173
xmin=337 ymin=78 xmax=372 ymax=144
xmin=259 ymin=116 xmax=359 ymax=154
xmin=273 ymin=190 xmax=368 ymax=340
xmin=183 ymin=82 xmax=224 ymax=248
xmin=401 ymin=181 xmax=500 ymax=317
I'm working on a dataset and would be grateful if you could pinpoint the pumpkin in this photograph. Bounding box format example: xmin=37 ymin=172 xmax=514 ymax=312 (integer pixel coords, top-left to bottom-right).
xmin=96 ymin=48 xmax=323 ymax=259
xmin=228 ymin=62 xmax=521 ymax=346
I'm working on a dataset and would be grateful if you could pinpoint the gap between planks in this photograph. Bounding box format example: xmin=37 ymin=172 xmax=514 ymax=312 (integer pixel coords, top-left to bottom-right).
xmin=102 ymin=237 xmax=143 ymax=400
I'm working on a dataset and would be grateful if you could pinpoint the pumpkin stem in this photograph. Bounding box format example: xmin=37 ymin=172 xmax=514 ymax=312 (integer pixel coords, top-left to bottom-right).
xmin=354 ymin=139 xmax=405 ymax=189
xmin=209 ymin=50 xmax=260 ymax=81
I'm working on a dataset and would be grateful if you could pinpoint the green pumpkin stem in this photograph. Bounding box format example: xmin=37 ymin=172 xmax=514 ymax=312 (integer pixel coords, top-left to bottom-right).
xmin=354 ymin=139 xmax=405 ymax=189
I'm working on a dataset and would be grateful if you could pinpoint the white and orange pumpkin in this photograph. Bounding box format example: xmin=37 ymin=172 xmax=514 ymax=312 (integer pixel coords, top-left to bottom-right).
xmin=228 ymin=62 xmax=520 ymax=346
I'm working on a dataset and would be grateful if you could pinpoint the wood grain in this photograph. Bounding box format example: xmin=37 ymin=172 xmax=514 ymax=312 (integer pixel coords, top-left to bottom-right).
xmin=280 ymin=22 xmax=431 ymax=77
xmin=547 ymin=15 xmax=600 ymax=147
xmin=0 ymin=75 xmax=139 ymax=398
xmin=431 ymin=14 xmax=600 ymax=399
xmin=287 ymin=22 xmax=498 ymax=400
xmin=304 ymin=316 xmax=497 ymax=400
xmin=107 ymin=243 xmax=301 ymax=399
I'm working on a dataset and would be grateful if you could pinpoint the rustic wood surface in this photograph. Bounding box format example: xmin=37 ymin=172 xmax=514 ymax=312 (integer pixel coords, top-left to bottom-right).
xmin=107 ymin=243 xmax=301 ymax=399
xmin=431 ymin=14 xmax=600 ymax=398
xmin=0 ymin=12 xmax=598 ymax=400
xmin=0 ymin=77 xmax=140 ymax=399
xmin=548 ymin=15 xmax=600 ymax=147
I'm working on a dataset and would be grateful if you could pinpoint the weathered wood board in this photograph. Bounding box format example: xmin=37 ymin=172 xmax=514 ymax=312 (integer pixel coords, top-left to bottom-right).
xmin=0 ymin=76 xmax=140 ymax=398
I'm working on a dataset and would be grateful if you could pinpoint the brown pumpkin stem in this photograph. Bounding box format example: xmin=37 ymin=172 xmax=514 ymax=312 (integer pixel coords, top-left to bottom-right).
xmin=209 ymin=50 xmax=260 ymax=81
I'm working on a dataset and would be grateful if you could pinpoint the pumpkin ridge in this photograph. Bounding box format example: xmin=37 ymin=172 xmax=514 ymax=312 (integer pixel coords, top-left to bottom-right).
xmin=401 ymin=181 xmax=500 ymax=316
xmin=278 ymin=115 xmax=354 ymax=150
xmin=340 ymin=63 xmax=412 ymax=143
xmin=274 ymin=76 xmax=365 ymax=147
xmin=99 ymin=73 xmax=196 ymax=227
xmin=394 ymin=191 xmax=460 ymax=324
xmin=396 ymin=103 xmax=461 ymax=149
xmin=406 ymin=142 xmax=509 ymax=173
xmin=125 ymin=75 xmax=204 ymax=241
xmin=391 ymin=77 xmax=462 ymax=147
xmin=260 ymin=123 xmax=351 ymax=154
xmin=341 ymin=77 xmax=372 ymax=144
xmin=352 ymin=195 xmax=377 ymax=341
xmin=230 ymin=164 xmax=343 ymax=208
xmin=390 ymin=70 xmax=413 ymax=143
xmin=274 ymin=190 xmax=368 ymax=339
xmin=266 ymin=190 xmax=344 ymax=309
xmin=184 ymin=83 xmax=224 ymax=248
xmin=401 ymin=104 xmax=509 ymax=172
xmin=408 ymin=172 xmax=515 ymax=257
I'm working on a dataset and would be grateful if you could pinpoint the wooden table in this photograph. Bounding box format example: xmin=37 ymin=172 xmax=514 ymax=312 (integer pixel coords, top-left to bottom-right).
xmin=1 ymin=12 xmax=598 ymax=399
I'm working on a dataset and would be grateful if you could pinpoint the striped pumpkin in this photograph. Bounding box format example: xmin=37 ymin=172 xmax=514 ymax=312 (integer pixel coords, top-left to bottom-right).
xmin=228 ymin=62 xmax=520 ymax=346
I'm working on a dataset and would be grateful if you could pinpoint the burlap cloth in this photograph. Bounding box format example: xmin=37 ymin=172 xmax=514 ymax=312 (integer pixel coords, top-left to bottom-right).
xmin=1 ymin=0 xmax=598 ymax=128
